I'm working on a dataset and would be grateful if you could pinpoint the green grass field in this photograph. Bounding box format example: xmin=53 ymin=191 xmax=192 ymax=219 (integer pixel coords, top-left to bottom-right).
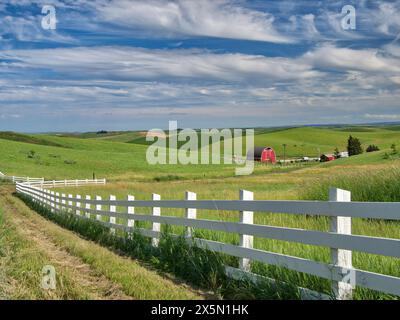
xmin=2 ymin=125 xmax=400 ymax=180
xmin=1 ymin=124 xmax=400 ymax=299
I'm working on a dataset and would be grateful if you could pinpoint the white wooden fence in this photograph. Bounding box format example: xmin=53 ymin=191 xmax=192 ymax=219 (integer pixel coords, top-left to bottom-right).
xmin=34 ymin=178 xmax=106 ymax=188
xmin=0 ymin=171 xmax=44 ymax=183
xmin=0 ymin=170 xmax=105 ymax=187
xmin=15 ymin=180 xmax=400 ymax=300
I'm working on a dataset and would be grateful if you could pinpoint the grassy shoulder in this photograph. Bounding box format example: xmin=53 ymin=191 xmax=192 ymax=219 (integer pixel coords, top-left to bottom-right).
xmin=0 ymin=189 xmax=101 ymax=299
xmin=0 ymin=186 xmax=204 ymax=300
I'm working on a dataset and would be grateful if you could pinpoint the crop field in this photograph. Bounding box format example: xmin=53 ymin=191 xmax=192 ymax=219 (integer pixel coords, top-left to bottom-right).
xmin=1 ymin=124 xmax=400 ymax=299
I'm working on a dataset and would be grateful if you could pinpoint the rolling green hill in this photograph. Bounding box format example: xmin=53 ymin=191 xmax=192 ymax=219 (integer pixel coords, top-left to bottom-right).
xmin=1 ymin=125 xmax=399 ymax=180
xmin=123 ymin=126 xmax=400 ymax=158
xmin=0 ymin=131 xmax=65 ymax=147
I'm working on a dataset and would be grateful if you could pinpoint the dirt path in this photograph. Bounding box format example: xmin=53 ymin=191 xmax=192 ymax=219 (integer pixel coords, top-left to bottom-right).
xmin=3 ymin=197 xmax=132 ymax=299
xmin=0 ymin=185 xmax=204 ymax=300
xmin=0 ymin=186 xmax=132 ymax=299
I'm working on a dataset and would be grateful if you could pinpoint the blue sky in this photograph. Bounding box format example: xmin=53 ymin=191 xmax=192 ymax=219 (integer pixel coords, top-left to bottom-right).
xmin=0 ymin=0 xmax=399 ymax=132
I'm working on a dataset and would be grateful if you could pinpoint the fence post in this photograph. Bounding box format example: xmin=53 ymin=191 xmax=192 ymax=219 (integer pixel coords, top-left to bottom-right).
xmin=185 ymin=191 xmax=197 ymax=238
xmin=43 ymin=189 xmax=47 ymax=206
xmin=85 ymin=195 xmax=91 ymax=219
xmin=127 ymin=195 xmax=135 ymax=229
xmin=96 ymin=196 xmax=102 ymax=221
xmin=329 ymin=187 xmax=353 ymax=300
xmin=76 ymin=194 xmax=81 ymax=215
xmin=239 ymin=189 xmax=254 ymax=272
xmin=68 ymin=194 xmax=73 ymax=213
xmin=61 ymin=193 xmax=66 ymax=211
xmin=31 ymin=187 xmax=36 ymax=203
xmin=46 ymin=190 xmax=50 ymax=209
xmin=50 ymin=191 xmax=55 ymax=212
xmin=44 ymin=189 xmax=48 ymax=206
xmin=55 ymin=192 xmax=60 ymax=212
xmin=151 ymin=193 xmax=161 ymax=247
xmin=49 ymin=191 xmax=52 ymax=211
xmin=110 ymin=195 xmax=116 ymax=234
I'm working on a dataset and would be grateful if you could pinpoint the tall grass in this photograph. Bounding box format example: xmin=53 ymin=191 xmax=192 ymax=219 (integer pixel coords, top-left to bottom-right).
xmin=25 ymin=174 xmax=400 ymax=299
xmin=17 ymin=193 xmax=302 ymax=300
xmin=301 ymin=166 xmax=400 ymax=202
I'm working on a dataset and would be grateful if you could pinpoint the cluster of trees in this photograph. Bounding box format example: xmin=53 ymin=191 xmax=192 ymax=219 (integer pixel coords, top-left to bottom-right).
xmin=346 ymin=136 xmax=385 ymax=156
xmin=332 ymin=135 xmax=365 ymax=158
xmin=334 ymin=135 xmax=397 ymax=159
xmin=366 ymin=144 xmax=380 ymax=152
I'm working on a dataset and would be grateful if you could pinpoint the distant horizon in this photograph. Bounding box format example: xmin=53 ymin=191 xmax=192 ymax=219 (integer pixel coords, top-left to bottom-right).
xmin=10 ymin=120 xmax=400 ymax=135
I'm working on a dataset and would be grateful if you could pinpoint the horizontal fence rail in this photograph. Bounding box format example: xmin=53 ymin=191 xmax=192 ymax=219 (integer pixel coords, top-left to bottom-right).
xmin=35 ymin=179 xmax=106 ymax=188
xmin=14 ymin=180 xmax=400 ymax=300
xmin=0 ymin=174 xmax=45 ymax=183
xmin=5 ymin=178 xmax=106 ymax=188
xmin=59 ymin=198 xmax=400 ymax=220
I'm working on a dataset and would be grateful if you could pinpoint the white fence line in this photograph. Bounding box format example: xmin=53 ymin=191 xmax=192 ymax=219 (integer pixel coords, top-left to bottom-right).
xmin=0 ymin=171 xmax=106 ymax=187
xmin=15 ymin=181 xmax=400 ymax=300
xmin=0 ymin=174 xmax=45 ymax=183
xmin=32 ymin=178 xmax=106 ymax=188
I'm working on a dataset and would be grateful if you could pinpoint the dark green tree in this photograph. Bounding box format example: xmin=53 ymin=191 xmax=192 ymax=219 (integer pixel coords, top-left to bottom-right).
xmin=366 ymin=144 xmax=380 ymax=152
xmin=347 ymin=135 xmax=363 ymax=156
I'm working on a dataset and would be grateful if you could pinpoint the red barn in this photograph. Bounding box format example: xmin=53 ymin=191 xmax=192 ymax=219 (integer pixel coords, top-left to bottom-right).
xmin=247 ymin=147 xmax=276 ymax=163
xmin=320 ymin=154 xmax=335 ymax=162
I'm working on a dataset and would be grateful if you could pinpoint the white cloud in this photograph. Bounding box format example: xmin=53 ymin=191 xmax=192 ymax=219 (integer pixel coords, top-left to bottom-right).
xmin=0 ymin=46 xmax=320 ymax=82
xmin=94 ymin=0 xmax=292 ymax=43
xmin=384 ymin=44 xmax=400 ymax=58
xmin=288 ymin=13 xmax=320 ymax=40
xmin=302 ymin=44 xmax=400 ymax=73
xmin=365 ymin=113 xmax=400 ymax=120
xmin=373 ymin=2 xmax=400 ymax=37
xmin=1 ymin=38 xmax=400 ymax=130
